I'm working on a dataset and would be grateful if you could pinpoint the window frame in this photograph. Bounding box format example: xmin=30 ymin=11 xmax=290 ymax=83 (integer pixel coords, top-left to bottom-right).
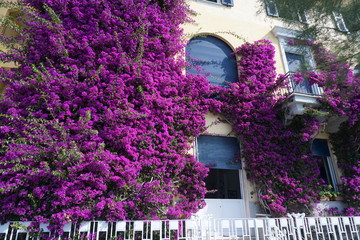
xmin=265 ymin=0 xmax=279 ymax=17
xmin=195 ymin=135 xmax=243 ymax=200
xmin=321 ymin=156 xmax=339 ymax=192
xmin=284 ymin=51 xmax=314 ymax=94
xmin=204 ymin=168 xmax=242 ymax=199
xmin=185 ymin=35 xmax=239 ymax=87
xmin=203 ymin=0 xmax=234 ymax=7
xmin=312 ymin=139 xmax=339 ymax=192
xmin=280 ymin=39 xmax=318 ymax=94
xmin=272 ymin=27 xmax=322 ymax=95
xmin=265 ymin=0 xmax=307 ymax=23
xmin=297 ymin=10 xmax=308 ymax=24
xmin=221 ymin=0 xmax=234 ymax=7
xmin=333 ymin=12 xmax=349 ymax=32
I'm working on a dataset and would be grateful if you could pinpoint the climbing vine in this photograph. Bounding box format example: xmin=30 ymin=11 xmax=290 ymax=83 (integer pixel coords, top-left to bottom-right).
xmin=204 ymin=40 xmax=324 ymax=216
xmin=310 ymin=43 xmax=360 ymax=215
xmin=0 ymin=0 xmax=359 ymax=233
xmin=0 ymin=0 xmax=209 ymax=232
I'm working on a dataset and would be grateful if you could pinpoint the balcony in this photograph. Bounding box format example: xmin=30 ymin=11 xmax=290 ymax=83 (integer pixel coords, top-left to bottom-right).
xmin=282 ymin=72 xmax=322 ymax=122
xmin=1 ymin=215 xmax=360 ymax=240
xmin=280 ymin=72 xmax=349 ymax=130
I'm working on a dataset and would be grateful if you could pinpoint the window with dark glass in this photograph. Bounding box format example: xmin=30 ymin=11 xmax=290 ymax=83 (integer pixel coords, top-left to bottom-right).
xmin=186 ymin=36 xmax=238 ymax=87
xmin=265 ymin=0 xmax=307 ymax=23
xmin=197 ymin=135 xmax=241 ymax=199
xmin=311 ymin=139 xmax=338 ymax=192
xmin=354 ymin=65 xmax=360 ymax=78
xmin=285 ymin=52 xmax=313 ymax=94
xmin=205 ymin=169 xmax=241 ymax=199
xmin=265 ymin=0 xmax=279 ymax=17
xmin=221 ymin=0 xmax=234 ymax=7
xmin=204 ymin=0 xmax=234 ymax=7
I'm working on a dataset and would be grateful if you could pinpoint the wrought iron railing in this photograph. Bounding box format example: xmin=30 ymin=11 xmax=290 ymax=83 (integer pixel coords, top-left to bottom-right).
xmin=281 ymin=72 xmax=323 ymax=96
xmin=1 ymin=215 xmax=360 ymax=240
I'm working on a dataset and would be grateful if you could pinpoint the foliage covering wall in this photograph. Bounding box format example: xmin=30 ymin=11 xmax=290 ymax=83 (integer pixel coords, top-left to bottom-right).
xmin=0 ymin=0 xmax=359 ymax=231
xmin=0 ymin=0 xmax=210 ymax=228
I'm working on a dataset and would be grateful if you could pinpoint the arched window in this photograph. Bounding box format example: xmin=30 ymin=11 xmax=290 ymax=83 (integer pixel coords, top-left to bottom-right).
xmin=186 ymin=36 xmax=238 ymax=87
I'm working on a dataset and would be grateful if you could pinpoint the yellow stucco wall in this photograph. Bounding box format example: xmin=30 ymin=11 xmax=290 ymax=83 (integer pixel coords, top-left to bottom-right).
xmin=184 ymin=1 xmax=290 ymax=209
xmin=0 ymin=0 xmax=344 ymax=217
xmin=184 ymin=0 xmax=289 ymax=75
xmin=184 ymin=0 xmax=343 ymax=216
xmin=0 ymin=7 xmax=17 ymax=69
xmin=0 ymin=6 xmax=18 ymax=93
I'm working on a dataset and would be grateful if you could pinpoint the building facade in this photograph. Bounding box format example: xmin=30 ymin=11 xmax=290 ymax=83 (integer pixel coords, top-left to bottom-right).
xmin=183 ymin=0 xmax=354 ymax=219
xmin=0 ymin=0 xmax=358 ymax=225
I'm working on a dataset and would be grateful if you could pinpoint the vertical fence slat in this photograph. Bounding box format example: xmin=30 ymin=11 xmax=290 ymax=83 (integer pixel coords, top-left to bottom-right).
xmin=0 ymin=223 xmax=9 ymax=240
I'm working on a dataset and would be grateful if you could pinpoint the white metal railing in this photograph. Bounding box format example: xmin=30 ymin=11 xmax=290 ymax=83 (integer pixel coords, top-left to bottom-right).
xmin=1 ymin=215 xmax=359 ymax=240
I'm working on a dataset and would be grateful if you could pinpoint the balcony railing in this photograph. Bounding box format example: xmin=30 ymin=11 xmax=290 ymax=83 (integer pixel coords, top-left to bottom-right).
xmin=1 ymin=215 xmax=360 ymax=240
xmin=280 ymin=72 xmax=323 ymax=96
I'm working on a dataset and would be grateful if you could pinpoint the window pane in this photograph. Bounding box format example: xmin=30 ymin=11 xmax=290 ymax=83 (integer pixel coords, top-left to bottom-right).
xmin=286 ymin=52 xmax=305 ymax=72
xmin=312 ymin=139 xmax=338 ymax=191
xmin=221 ymin=0 xmax=234 ymax=6
xmin=319 ymin=157 xmax=332 ymax=186
xmin=311 ymin=139 xmax=330 ymax=156
xmin=285 ymin=52 xmax=313 ymax=94
xmin=265 ymin=0 xmax=279 ymax=16
xmin=198 ymin=135 xmax=241 ymax=169
xmin=318 ymin=156 xmax=338 ymax=191
xmin=186 ymin=36 xmax=238 ymax=87
xmin=333 ymin=13 xmax=349 ymax=32
xmin=205 ymin=169 xmax=241 ymax=199
xmin=298 ymin=11 xmax=307 ymax=23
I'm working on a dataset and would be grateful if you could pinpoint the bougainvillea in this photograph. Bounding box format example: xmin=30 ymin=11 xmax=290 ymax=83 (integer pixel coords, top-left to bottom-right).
xmin=0 ymin=0 xmax=359 ymax=230
xmin=308 ymin=43 xmax=360 ymax=214
xmin=0 ymin=0 xmax=210 ymax=229
xmin=190 ymin=39 xmax=359 ymax=216
xmin=218 ymin=40 xmax=360 ymax=216
xmin=203 ymin=40 xmax=324 ymax=216
xmin=331 ymin=121 xmax=360 ymax=213
xmin=273 ymin=40 xmax=360 ymax=215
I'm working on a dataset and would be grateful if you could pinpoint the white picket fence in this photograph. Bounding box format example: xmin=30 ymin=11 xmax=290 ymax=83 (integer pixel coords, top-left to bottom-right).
xmin=1 ymin=215 xmax=359 ymax=240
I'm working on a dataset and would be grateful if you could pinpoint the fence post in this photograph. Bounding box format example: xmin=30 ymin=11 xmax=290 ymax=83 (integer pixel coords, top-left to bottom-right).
xmin=288 ymin=213 xmax=305 ymax=240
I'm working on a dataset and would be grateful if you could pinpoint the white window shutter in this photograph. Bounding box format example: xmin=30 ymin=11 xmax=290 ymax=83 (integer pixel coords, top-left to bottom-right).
xmin=265 ymin=0 xmax=279 ymax=17
xmin=297 ymin=11 xmax=307 ymax=23
xmin=333 ymin=12 xmax=349 ymax=32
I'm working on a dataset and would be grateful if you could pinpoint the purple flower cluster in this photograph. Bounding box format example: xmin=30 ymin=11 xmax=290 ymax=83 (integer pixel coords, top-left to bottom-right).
xmin=330 ymin=121 xmax=360 ymax=213
xmin=190 ymin=40 xmax=321 ymax=216
xmin=201 ymin=40 xmax=323 ymax=216
xmin=0 ymin=0 xmax=208 ymax=230
xmin=293 ymin=43 xmax=360 ymax=214
xmin=310 ymin=44 xmax=360 ymax=121
xmin=190 ymin=39 xmax=357 ymax=216
xmin=0 ymin=0 xmax=359 ymax=229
